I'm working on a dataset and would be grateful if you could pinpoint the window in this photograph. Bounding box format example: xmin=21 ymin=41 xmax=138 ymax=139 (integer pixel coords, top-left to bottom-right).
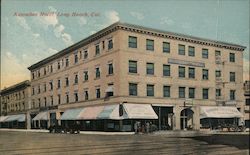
xmin=44 ymin=68 xmax=46 ymax=75
xmin=74 ymin=74 xmax=78 ymax=84
xmin=57 ymin=79 xmax=61 ymax=89
xmin=57 ymin=61 xmax=60 ymax=70
xmin=50 ymin=96 xmax=54 ymax=105
xmin=44 ymin=83 xmax=46 ymax=92
xmin=58 ymin=94 xmax=61 ymax=104
xmin=95 ymin=45 xmax=100 ymax=55
xmin=178 ymin=44 xmax=185 ymax=55
xmin=188 ymin=67 xmax=195 ymax=78
xmin=230 ymin=90 xmax=235 ymax=100
xmin=216 ymin=89 xmax=221 ymax=97
xmin=129 ymin=83 xmax=137 ymax=96
xmin=128 ymin=36 xmax=137 ymax=48
xmin=102 ymin=41 xmax=105 ymax=49
xmin=65 ymin=77 xmax=69 ymax=86
xmin=230 ymin=72 xmax=235 ymax=82
xmin=215 ymin=70 xmax=221 ymax=77
xmin=32 ymin=72 xmax=35 ymax=79
xmin=215 ymin=50 xmax=221 ymax=56
xmin=146 ymin=39 xmax=154 ymax=51
xmin=229 ymin=53 xmax=235 ymax=62
xmin=163 ymin=42 xmax=170 ymax=53
xmin=106 ymin=83 xmax=114 ymax=97
xmin=84 ymin=71 xmax=88 ymax=81
xmin=146 ymin=63 xmax=154 ymax=75
xmin=108 ymin=39 xmax=113 ymax=49
xmin=32 ymin=87 xmax=35 ymax=95
xmin=163 ymin=65 xmax=170 ymax=76
xmin=74 ymin=53 xmax=78 ymax=63
xmin=38 ymin=70 xmax=40 ymax=77
xmin=179 ymin=87 xmax=185 ymax=98
xmin=96 ymin=67 xmax=100 ymax=78
xmin=84 ymin=91 xmax=89 ymax=100
xmin=50 ymin=65 xmax=53 ymax=73
xmin=108 ymin=63 xmax=113 ymax=75
xmin=79 ymin=51 xmax=82 ymax=59
xmin=44 ymin=97 xmax=47 ymax=107
xmin=179 ymin=66 xmax=185 ymax=78
xmin=163 ymin=86 xmax=170 ymax=97
xmin=188 ymin=46 xmax=195 ymax=56
xmin=38 ymin=85 xmax=40 ymax=94
xmin=129 ymin=60 xmax=137 ymax=73
xmin=74 ymin=92 xmax=78 ymax=102
xmin=66 ymin=93 xmax=69 ymax=103
xmin=38 ymin=98 xmax=41 ymax=107
xmin=203 ymin=88 xmax=209 ymax=99
xmin=189 ymin=88 xmax=195 ymax=99
xmin=147 ymin=84 xmax=154 ymax=96
xmin=96 ymin=88 xmax=101 ymax=98
xmin=84 ymin=50 xmax=88 ymax=59
xmin=202 ymin=49 xmax=208 ymax=59
xmin=202 ymin=69 xmax=209 ymax=80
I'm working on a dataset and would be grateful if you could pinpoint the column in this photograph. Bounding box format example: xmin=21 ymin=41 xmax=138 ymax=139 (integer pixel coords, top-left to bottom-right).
xmin=173 ymin=106 xmax=181 ymax=130
xmin=26 ymin=111 xmax=31 ymax=129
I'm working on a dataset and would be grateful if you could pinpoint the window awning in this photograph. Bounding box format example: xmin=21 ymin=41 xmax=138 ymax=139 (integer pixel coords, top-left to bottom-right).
xmin=3 ymin=114 xmax=25 ymax=122
xmin=78 ymin=106 xmax=104 ymax=120
xmin=200 ymin=106 xmax=243 ymax=119
xmin=123 ymin=103 xmax=158 ymax=119
xmin=0 ymin=116 xmax=9 ymax=122
xmin=60 ymin=108 xmax=84 ymax=120
xmin=33 ymin=112 xmax=49 ymax=121
xmin=97 ymin=104 xmax=122 ymax=120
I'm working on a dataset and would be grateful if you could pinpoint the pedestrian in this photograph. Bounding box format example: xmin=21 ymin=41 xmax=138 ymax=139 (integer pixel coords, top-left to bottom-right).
xmin=149 ymin=122 xmax=152 ymax=133
xmin=146 ymin=122 xmax=150 ymax=133
xmin=134 ymin=121 xmax=138 ymax=134
xmin=141 ymin=124 xmax=145 ymax=133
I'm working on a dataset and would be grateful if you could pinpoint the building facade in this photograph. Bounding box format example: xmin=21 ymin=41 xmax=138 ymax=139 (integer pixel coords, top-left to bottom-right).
xmin=244 ymin=81 xmax=250 ymax=128
xmin=0 ymin=80 xmax=31 ymax=128
xmin=24 ymin=22 xmax=246 ymax=131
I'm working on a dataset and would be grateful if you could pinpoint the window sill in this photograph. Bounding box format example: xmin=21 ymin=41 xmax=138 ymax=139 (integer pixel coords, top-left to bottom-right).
xmin=94 ymin=77 xmax=101 ymax=80
xmin=146 ymin=74 xmax=156 ymax=77
xmin=73 ymin=83 xmax=78 ymax=85
xmin=83 ymin=80 xmax=88 ymax=83
xmin=106 ymin=74 xmax=114 ymax=77
xmin=162 ymin=75 xmax=172 ymax=78
xmin=128 ymin=72 xmax=139 ymax=76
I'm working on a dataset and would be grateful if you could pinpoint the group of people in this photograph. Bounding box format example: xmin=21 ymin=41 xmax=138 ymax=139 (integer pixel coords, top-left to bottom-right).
xmin=134 ymin=121 xmax=157 ymax=134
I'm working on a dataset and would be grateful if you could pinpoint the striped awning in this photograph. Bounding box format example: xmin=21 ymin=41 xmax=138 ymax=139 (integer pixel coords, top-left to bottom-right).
xmin=97 ymin=104 xmax=122 ymax=120
xmin=33 ymin=112 xmax=48 ymax=121
xmin=78 ymin=106 xmax=104 ymax=120
xmin=3 ymin=114 xmax=26 ymax=122
xmin=60 ymin=108 xmax=84 ymax=120
xmin=123 ymin=103 xmax=158 ymax=119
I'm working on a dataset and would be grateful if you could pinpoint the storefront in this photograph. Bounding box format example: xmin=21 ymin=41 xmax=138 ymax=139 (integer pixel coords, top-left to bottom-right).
xmin=32 ymin=111 xmax=49 ymax=129
xmin=0 ymin=114 xmax=26 ymax=129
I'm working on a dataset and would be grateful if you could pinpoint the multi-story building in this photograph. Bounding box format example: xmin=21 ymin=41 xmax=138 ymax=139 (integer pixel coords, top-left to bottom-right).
xmin=244 ymin=81 xmax=250 ymax=128
xmin=0 ymin=80 xmax=31 ymax=128
xmin=27 ymin=22 xmax=245 ymax=131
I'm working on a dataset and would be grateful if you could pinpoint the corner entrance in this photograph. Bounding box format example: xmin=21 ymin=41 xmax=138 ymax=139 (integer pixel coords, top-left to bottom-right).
xmin=180 ymin=108 xmax=194 ymax=130
xmin=153 ymin=106 xmax=174 ymax=130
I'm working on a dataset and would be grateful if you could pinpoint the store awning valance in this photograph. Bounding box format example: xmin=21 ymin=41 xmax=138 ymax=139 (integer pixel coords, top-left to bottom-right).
xmin=33 ymin=111 xmax=49 ymax=121
xmin=78 ymin=106 xmax=104 ymax=120
xmin=200 ymin=106 xmax=243 ymax=119
xmin=3 ymin=114 xmax=25 ymax=122
xmin=60 ymin=108 xmax=84 ymax=120
xmin=0 ymin=116 xmax=9 ymax=122
xmin=123 ymin=103 xmax=158 ymax=119
xmin=97 ymin=104 xmax=122 ymax=120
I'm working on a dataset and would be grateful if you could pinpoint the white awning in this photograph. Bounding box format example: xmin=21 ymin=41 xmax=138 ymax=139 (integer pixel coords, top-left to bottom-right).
xmin=97 ymin=104 xmax=122 ymax=120
xmin=200 ymin=106 xmax=243 ymax=119
xmin=61 ymin=108 xmax=84 ymax=120
xmin=33 ymin=112 xmax=48 ymax=121
xmin=2 ymin=114 xmax=25 ymax=122
xmin=151 ymin=104 xmax=174 ymax=107
xmin=123 ymin=103 xmax=158 ymax=119
xmin=0 ymin=116 xmax=9 ymax=122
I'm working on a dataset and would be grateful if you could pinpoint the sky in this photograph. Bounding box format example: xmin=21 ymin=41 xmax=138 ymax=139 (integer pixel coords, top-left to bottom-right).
xmin=1 ymin=0 xmax=249 ymax=89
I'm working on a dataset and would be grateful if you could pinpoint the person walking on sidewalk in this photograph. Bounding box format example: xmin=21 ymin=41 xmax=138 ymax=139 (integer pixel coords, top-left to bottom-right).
xmin=134 ymin=121 xmax=138 ymax=134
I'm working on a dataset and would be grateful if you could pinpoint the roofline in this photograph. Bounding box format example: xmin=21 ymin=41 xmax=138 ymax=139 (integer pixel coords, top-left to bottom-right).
xmin=28 ymin=22 xmax=246 ymax=70
xmin=0 ymin=80 xmax=30 ymax=95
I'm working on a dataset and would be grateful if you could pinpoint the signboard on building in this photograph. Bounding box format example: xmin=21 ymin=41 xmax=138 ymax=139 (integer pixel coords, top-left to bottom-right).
xmin=168 ymin=58 xmax=205 ymax=68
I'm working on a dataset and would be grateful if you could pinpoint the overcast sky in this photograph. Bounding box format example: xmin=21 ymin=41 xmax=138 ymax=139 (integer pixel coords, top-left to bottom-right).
xmin=1 ymin=0 xmax=249 ymax=89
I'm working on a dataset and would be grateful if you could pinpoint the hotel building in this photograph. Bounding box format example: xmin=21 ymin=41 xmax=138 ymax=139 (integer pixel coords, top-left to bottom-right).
xmin=1 ymin=22 xmax=246 ymax=131
xmin=244 ymin=81 xmax=250 ymax=128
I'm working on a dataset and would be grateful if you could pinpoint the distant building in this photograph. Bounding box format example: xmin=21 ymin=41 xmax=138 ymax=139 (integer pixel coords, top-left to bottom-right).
xmin=244 ymin=81 xmax=250 ymax=128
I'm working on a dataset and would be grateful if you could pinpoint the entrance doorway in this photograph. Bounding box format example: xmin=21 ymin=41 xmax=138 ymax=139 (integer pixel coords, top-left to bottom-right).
xmin=180 ymin=108 xmax=194 ymax=130
xmin=153 ymin=106 xmax=173 ymax=130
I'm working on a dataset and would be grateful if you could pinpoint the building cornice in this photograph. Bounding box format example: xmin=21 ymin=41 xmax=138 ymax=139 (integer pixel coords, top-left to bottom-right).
xmin=0 ymin=80 xmax=30 ymax=95
xmin=28 ymin=22 xmax=246 ymax=70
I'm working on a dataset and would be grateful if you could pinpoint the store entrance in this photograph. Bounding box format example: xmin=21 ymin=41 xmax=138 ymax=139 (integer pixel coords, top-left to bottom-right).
xmin=180 ymin=108 xmax=194 ymax=130
xmin=153 ymin=106 xmax=173 ymax=130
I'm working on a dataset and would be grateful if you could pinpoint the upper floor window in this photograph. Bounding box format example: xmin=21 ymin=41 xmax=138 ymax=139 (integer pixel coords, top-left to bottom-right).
xmin=108 ymin=63 xmax=113 ymax=75
xmin=96 ymin=88 xmax=101 ymax=98
xmin=230 ymin=90 xmax=236 ymax=100
xmin=84 ymin=71 xmax=88 ymax=81
xmin=84 ymin=90 xmax=89 ymax=100
xmin=58 ymin=94 xmax=61 ymax=104
xmin=202 ymin=49 xmax=209 ymax=59
xmin=74 ymin=92 xmax=78 ymax=102
xmin=202 ymin=69 xmax=209 ymax=80
xmin=32 ymin=72 xmax=35 ymax=80
xmin=179 ymin=87 xmax=185 ymax=98
xmin=163 ymin=42 xmax=170 ymax=53
xmin=146 ymin=63 xmax=154 ymax=75
xmin=163 ymin=64 xmax=170 ymax=76
xmin=74 ymin=74 xmax=78 ymax=84
xmin=129 ymin=60 xmax=137 ymax=73
xmin=215 ymin=70 xmax=221 ymax=78
xmin=44 ymin=83 xmax=46 ymax=92
xmin=129 ymin=83 xmax=137 ymax=96
xmin=51 ymin=96 xmax=53 ymax=105
xmin=147 ymin=84 xmax=154 ymax=97
xmin=230 ymin=72 xmax=236 ymax=82
xmin=216 ymin=89 xmax=221 ymax=97
xmin=66 ymin=93 xmax=69 ymax=103
xmin=179 ymin=66 xmax=185 ymax=78
xmin=188 ymin=67 xmax=195 ymax=79
xmin=96 ymin=67 xmax=100 ymax=78
xmin=44 ymin=97 xmax=47 ymax=107
xmin=229 ymin=53 xmax=235 ymax=62
xmin=57 ymin=79 xmax=61 ymax=89
xmin=146 ymin=39 xmax=154 ymax=51
xmin=188 ymin=46 xmax=195 ymax=56
xmin=37 ymin=85 xmax=41 ymax=94
xmin=65 ymin=77 xmax=69 ymax=87
xmin=178 ymin=44 xmax=185 ymax=55
xmin=163 ymin=86 xmax=170 ymax=97
xmin=128 ymin=36 xmax=137 ymax=48
xmin=74 ymin=53 xmax=78 ymax=63
xmin=50 ymin=65 xmax=53 ymax=73
xmin=95 ymin=45 xmax=100 ymax=55
xmin=57 ymin=61 xmax=61 ymax=70
xmin=108 ymin=39 xmax=113 ymax=50
xmin=203 ymin=88 xmax=209 ymax=99
xmin=32 ymin=87 xmax=35 ymax=95
xmin=84 ymin=50 xmax=88 ymax=59
xmin=38 ymin=70 xmax=40 ymax=77
xmin=49 ymin=81 xmax=53 ymax=90
xmin=189 ymin=87 xmax=195 ymax=99
xmin=44 ymin=68 xmax=46 ymax=75
xmin=215 ymin=50 xmax=221 ymax=56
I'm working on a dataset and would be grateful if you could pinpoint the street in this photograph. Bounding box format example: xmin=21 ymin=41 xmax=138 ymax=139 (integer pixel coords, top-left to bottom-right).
xmin=0 ymin=131 xmax=249 ymax=155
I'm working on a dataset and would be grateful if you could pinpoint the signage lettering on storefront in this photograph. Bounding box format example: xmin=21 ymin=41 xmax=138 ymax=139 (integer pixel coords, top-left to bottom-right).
xmin=168 ymin=58 xmax=205 ymax=67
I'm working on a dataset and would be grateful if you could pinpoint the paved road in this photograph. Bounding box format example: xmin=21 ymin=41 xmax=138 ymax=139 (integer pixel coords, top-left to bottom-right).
xmin=0 ymin=131 xmax=248 ymax=155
